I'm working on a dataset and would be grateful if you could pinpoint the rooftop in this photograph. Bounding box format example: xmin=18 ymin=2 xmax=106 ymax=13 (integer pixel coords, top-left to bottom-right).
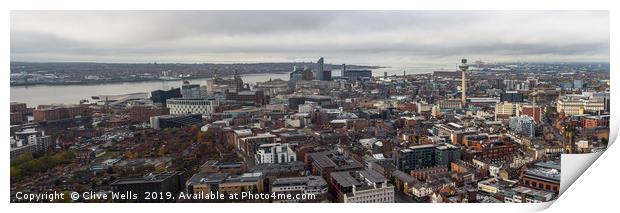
xmin=331 ymin=169 xmax=387 ymax=188
xmin=112 ymin=171 xmax=181 ymax=186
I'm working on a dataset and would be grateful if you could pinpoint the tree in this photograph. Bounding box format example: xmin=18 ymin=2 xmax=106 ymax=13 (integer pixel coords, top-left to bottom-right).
xmin=10 ymin=167 xmax=21 ymax=179
xmin=158 ymin=145 xmax=167 ymax=157
xmin=11 ymin=153 xmax=33 ymax=166
xmin=196 ymin=131 xmax=207 ymax=143
xmin=602 ymin=138 xmax=609 ymax=146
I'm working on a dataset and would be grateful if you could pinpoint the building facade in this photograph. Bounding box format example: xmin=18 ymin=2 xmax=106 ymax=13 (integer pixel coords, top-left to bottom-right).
xmin=167 ymin=98 xmax=218 ymax=115
xmin=330 ymin=169 xmax=395 ymax=203
xmin=254 ymin=143 xmax=297 ymax=164
xmin=509 ymin=115 xmax=536 ymax=137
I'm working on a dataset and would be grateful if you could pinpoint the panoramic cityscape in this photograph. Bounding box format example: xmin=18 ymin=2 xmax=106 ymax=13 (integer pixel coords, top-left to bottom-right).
xmin=9 ymin=11 xmax=610 ymax=203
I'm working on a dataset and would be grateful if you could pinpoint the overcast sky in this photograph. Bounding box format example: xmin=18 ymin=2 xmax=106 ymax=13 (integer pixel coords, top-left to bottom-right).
xmin=10 ymin=11 xmax=609 ymax=68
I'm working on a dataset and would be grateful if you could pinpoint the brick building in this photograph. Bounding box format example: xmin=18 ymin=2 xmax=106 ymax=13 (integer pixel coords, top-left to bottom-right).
xmin=33 ymin=105 xmax=90 ymax=122
xmin=129 ymin=106 xmax=170 ymax=123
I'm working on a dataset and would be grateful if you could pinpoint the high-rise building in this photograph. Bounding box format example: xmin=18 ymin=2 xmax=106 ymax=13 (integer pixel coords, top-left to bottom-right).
xmin=289 ymin=66 xmax=304 ymax=90
xmin=314 ymin=57 xmax=324 ymax=81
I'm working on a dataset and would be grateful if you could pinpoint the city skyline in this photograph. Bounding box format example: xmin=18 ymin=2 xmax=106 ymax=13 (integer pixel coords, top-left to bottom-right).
xmin=11 ymin=11 xmax=609 ymax=66
xmin=8 ymin=10 xmax=611 ymax=205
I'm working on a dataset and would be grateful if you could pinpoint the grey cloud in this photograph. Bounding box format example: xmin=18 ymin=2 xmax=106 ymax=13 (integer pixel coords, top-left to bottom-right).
xmin=10 ymin=11 xmax=610 ymax=65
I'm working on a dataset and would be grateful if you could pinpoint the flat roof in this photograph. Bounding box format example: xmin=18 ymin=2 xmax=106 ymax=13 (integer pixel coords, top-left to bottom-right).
xmin=331 ymin=172 xmax=361 ymax=187
xmin=112 ymin=171 xmax=180 ymax=185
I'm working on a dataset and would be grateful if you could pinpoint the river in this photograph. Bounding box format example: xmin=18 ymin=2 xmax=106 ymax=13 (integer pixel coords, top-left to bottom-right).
xmin=11 ymin=67 xmax=432 ymax=107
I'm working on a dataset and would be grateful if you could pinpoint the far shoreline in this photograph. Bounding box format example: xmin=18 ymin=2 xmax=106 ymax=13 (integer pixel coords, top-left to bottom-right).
xmin=10 ymin=71 xmax=293 ymax=87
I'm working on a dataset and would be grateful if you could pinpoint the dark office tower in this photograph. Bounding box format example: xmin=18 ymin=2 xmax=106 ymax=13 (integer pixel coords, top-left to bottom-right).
xmin=394 ymin=144 xmax=438 ymax=173
xmin=343 ymin=69 xmax=373 ymax=82
xmin=151 ymin=88 xmax=182 ymax=107
xmin=314 ymin=57 xmax=324 ymax=81
xmin=342 ymin=64 xmax=346 ymax=73
xmin=323 ymin=70 xmax=332 ymax=81
xmin=501 ymin=91 xmax=524 ymax=103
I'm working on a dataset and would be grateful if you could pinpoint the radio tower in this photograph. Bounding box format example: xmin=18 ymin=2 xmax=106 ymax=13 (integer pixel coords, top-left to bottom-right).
xmin=459 ymin=58 xmax=469 ymax=108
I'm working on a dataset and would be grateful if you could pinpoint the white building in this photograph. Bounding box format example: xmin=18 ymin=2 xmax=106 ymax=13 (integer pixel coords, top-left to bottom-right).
xmin=166 ymin=98 xmax=218 ymax=115
xmin=331 ymin=169 xmax=395 ymax=203
xmin=556 ymin=93 xmax=606 ymax=116
xmin=254 ymin=142 xmax=296 ymax=164
xmin=271 ymin=176 xmax=328 ymax=203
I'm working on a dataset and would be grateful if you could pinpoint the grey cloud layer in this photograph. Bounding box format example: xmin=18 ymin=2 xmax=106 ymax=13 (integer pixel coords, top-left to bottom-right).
xmin=10 ymin=11 xmax=609 ymax=65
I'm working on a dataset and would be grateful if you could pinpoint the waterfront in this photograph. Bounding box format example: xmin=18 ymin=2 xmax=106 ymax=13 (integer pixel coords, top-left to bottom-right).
xmin=10 ymin=67 xmax=432 ymax=106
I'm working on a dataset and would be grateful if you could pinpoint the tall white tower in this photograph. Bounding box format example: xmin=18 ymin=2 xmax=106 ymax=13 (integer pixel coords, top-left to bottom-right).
xmin=459 ymin=58 xmax=469 ymax=108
